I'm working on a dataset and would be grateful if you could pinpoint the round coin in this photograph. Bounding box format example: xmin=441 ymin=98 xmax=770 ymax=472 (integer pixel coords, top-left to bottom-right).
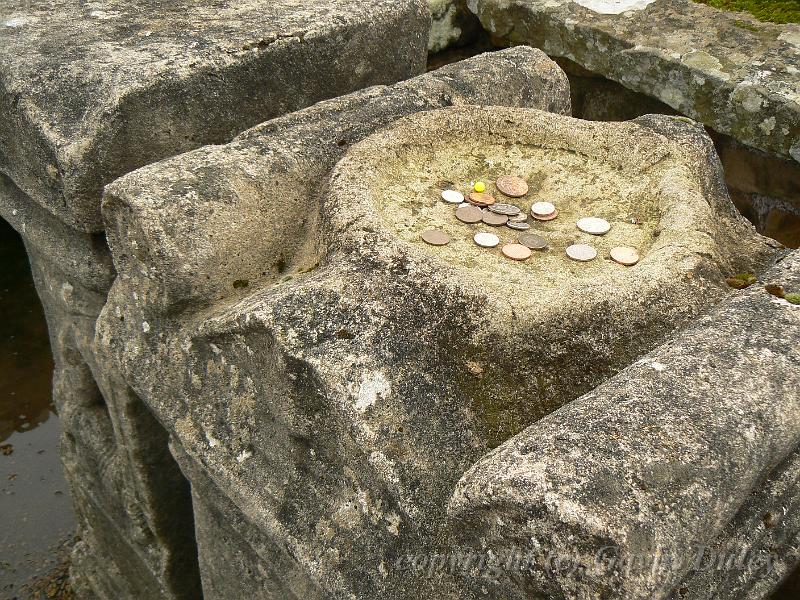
xmin=421 ymin=230 xmax=451 ymax=246
xmin=502 ymin=243 xmax=532 ymax=261
xmin=482 ymin=211 xmax=508 ymax=226
xmin=455 ymin=205 xmax=483 ymax=223
xmin=518 ymin=233 xmax=548 ymax=250
xmin=506 ymin=221 xmax=530 ymax=231
xmin=496 ymin=175 xmax=529 ymax=198
xmin=566 ymin=243 xmax=597 ymax=262
xmin=531 ymin=201 xmax=556 ymax=217
xmin=468 ymin=192 xmax=496 ymax=207
xmin=441 ymin=189 xmax=464 ymax=204
xmin=488 ymin=203 xmax=521 ymax=216
xmin=509 ymin=212 xmax=528 ymax=223
xmin=610 ymin=246 xmax=640 ymax=266
xmin=474 ymin=231 xmax=500 ymax=248
xmin=531 ymin=209 xmax=559 ymax=221
xmin=577 ymin=217 xmax=611 ymax=235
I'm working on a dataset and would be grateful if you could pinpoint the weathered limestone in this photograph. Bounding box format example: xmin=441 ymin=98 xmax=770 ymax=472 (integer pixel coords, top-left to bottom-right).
xmin=97 ymin=47 xmax=571 ymax=599
xmin=468 ymin=0 xmax=800 ymax=163
xmin=450 ymin=249 xmax=800 ymax=599
xmin=97 ymin=42 xmax=785 ymax=598
xmin=0 ymin=0 xmax=429 ymax=232
xmin=428 ymin=0 xmax=481 ymax=53
xmin=0 ymin=2 xmax=434 ymax=597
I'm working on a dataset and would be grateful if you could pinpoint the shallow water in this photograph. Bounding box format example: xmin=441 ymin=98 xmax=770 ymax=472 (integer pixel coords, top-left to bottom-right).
xmin=0 ymin=217 xmax=75 ymax=598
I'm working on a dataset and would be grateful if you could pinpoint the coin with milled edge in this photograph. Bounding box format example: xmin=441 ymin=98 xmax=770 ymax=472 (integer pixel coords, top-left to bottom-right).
xmin=610 ymin=246 xmax=640 ymax=266
xmin=531 ymin=201 xmax=556 ymax=217
xmin=421 ymin=230 xmax=451 ymax=246
xmin=577 ymin=217 xmax=611 ymax=235
xmin=488 ymin=203 xmax=521 ymax=216
xmin=496 ymin=176 xmax=529 ymax=198
xmin=474 ymin=232 xmax=500 ymax=248
xmin=482 ymin=211 xmax=508 ymax=226
xmin=519 ymin=233 xmax=548 ymax=250
xmin=532 ymin=209 xmax=559 ymax=221
xmin=441 ymin=189 xmax=464 ymax=204
xmin=507 ymin=221 xmax=530 ymax=231
xmin=566 ymin=243 xmax=597 ymax=262
xmin=468 ymin=192 xmax=496 ymax=207
xmin=455 ymin=205 xmax=483 ymax=223
xmin=502 ymin=243 xmax=532 ymax=261
xmin=509 ymin=212 xmax=528 ymax=223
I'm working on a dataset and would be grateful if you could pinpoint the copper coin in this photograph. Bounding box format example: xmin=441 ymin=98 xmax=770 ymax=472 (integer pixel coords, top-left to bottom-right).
xmin=531 ymin=201 xmax=556 ymax=217
xmin=421 ymin=230 xmax=451 ymax=246
xmin=482 ymin=211 xmax=508 ymax=226
xmin=455 ymin=205 xmax=483 ymax=223
xmin=610 ymin=246 xmax=640 ymax=266
xmin=577 ymin=217 xmax=611 ymax=235
xmin=474 ymin=231 xmax=500 ymax=248
xmin=468 ymin=192 xmax=496 ymax=207
xmin=488 ymin=203 xmax=521 ymax=216
xmin=441 ymin=189 xmax=464 ymax=204
xmin=502 ymin=243 xmax=532 ymax=261
xmin=496 ymin=176 xmax=529 ymax=198
xmin=532 ymin=209 xmax=559 ymax=222
xmin=519 ymin=233 xmax=548 ymax=250
xmin=509 ymin=212 xmax=528 ymax=223
xmin=566 ymin=243 xmax=597 ymax=262
xmin=507 ymin=221 xmax=530 ymax=231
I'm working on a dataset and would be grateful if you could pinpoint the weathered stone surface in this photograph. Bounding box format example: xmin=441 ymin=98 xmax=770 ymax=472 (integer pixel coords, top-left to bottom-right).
xmin=449 ymin=249 xmax=800 ymax=599
xmin=428 ymin=0 xmax=481 ymax=53
xmin=97 ymin=47 xmax=778 ymax=598
xmin=0 ymin=0 xmax=429 ymax=232
xmin=469 ymin=0 xmax=800 ymax=162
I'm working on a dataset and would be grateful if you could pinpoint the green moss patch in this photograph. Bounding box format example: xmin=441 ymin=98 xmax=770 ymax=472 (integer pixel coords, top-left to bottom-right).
xmin=694 ymin=0 xmax=800 ymax=24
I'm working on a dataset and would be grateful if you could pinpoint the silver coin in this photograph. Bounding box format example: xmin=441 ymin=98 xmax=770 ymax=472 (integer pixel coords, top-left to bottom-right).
xmin=506 ymin=221 xmax=530 ymax=231
xmin=457 ymin=202 xmax=470 ymax=208
xmin=519 ymin=233 xmax=548 ymax=250
xmin=531 ymin=201 xmax=556 ymax=217
xmin=474 ymin=231 xmax=500 ymax=248
xmin=509 ymin=212 xmax=528 ymax=223
xmin=441 ymin=189 xmax=464 ymax=204
xmin=566 ymin=243 xmax=597 ymax=262
xmin=577 ymin=217 xmax=611 ymax=235
xmin=488 ymin=203 xmax=522 ymax=216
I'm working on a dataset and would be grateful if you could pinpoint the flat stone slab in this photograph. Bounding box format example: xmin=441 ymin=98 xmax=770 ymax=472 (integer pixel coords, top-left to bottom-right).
xmin=450 ymin=249 xmax=800 ymax=599
xmin=0 ymin=0 xmax=429 ymax=231
xmin=469 ymin=0 xmax=800 ymax=163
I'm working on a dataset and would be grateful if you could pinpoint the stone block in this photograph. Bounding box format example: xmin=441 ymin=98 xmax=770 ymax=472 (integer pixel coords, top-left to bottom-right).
xmin=0 ymin=0 xmax=430 ymax=231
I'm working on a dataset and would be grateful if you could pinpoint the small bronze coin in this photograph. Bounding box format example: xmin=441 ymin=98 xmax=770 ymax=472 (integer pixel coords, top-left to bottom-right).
xmin=566 ymin=243 xmax=597 ymax=262
xmin=467 ymin=192 xmax=496 ymax=207
xmin=506 ymin=221 xmax=530 ymax=231
xmin=502 ymin=243 xmax=532 ymax=261
xmin=518 ymin=233 xmax=548 ymax=250
xmin=488 ymin=203 xmax=521 ymax=216
xmin=609 ymin=246 xmax=640 ymax=266
xmin=482 ymin=211 xmax=509 ymax=226
xmin=496 ymin=175 xmax=529 ymax=198
xmin=455 ymin=205 xmax=483 ymax=223
xmin=532 ymin=209 xmax=559 ymax=221
xmin=421 ymin=230 xmax=451 ymax=246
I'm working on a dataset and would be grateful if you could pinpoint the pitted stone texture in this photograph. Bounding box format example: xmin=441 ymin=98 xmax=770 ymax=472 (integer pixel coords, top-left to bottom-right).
xmin=469 ymin=0 xmax=800 ymax=162
xmin=428 ymin=0 xmax=481 ymax=53
xmin=0 ymin=0 xmax=429 ymax=232
xmin=98 ymin=48 xmax=570 ymax=600
xmin=449 ymin=250 xmax=800 ymax=600
xmin=99 ymin=51 xmax=776 ymax=598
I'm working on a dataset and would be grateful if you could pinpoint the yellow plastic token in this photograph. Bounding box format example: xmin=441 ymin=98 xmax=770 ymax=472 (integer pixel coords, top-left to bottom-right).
xmin=473 ymin=181 xmax=486 ymax=193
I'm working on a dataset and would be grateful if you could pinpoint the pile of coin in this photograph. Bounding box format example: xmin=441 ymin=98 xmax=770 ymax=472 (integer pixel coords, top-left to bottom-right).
xmin=420 ymin=175 xmax=639 ymax=266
